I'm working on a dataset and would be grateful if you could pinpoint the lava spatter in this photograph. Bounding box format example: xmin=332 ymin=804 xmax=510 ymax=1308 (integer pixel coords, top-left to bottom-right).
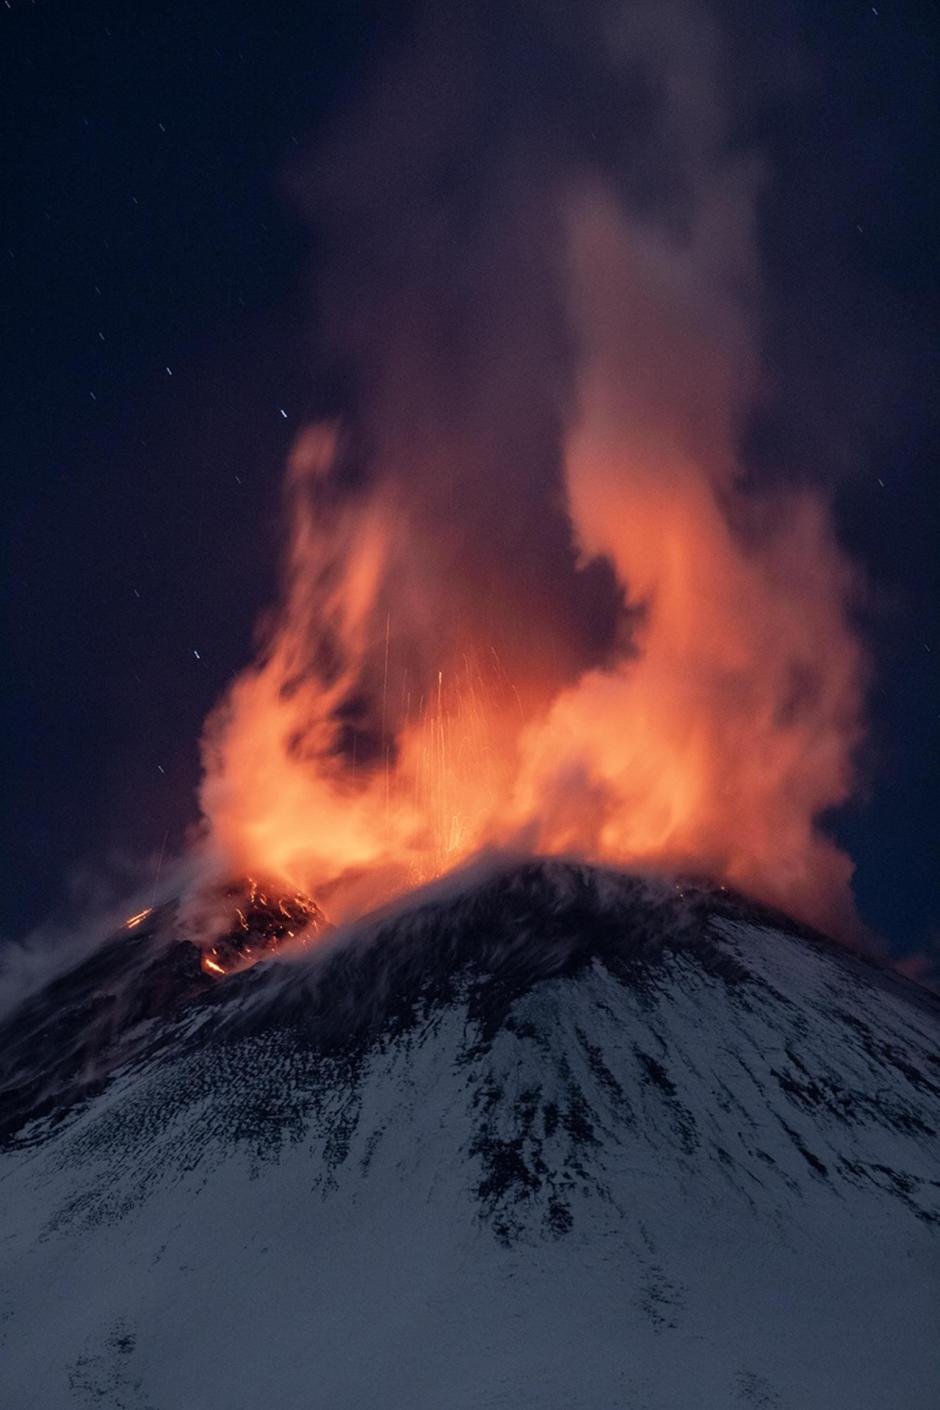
xmin=197 ymin=878 xmax=328 ymax=977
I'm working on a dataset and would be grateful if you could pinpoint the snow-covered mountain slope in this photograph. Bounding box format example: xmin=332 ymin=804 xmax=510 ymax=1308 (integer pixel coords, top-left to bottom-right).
xmin=1 ymin=861 xmax=938 ymax=1409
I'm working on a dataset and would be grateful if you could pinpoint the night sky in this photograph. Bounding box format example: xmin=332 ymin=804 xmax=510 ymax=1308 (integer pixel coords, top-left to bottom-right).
xmin=2 ymin=1 xmax=936 ymax=971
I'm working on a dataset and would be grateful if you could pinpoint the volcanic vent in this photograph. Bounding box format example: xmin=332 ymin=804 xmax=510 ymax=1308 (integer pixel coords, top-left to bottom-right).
xmin=194 ymin=877 xmax=329 ymax=977
xmin=1 ymin=861 xmax=938 ymax=1409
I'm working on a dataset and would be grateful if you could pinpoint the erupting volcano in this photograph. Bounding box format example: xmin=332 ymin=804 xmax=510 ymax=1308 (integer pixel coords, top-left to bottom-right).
xmin=3 ymin=4 xmax=937 ymax=1407
xmin=188 ymin=73 xmax=865 ymax=953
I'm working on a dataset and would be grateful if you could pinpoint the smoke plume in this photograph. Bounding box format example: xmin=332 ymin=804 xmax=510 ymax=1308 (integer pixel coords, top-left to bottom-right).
xmin=195 ymin=0 xmax=865 ymax=937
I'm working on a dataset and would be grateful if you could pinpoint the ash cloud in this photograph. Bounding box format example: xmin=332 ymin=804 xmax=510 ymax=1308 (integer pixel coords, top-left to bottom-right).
xmin=286 ymin=2 xmax=703 ymax=706
xmin=284 ymin=0 xmax=776 ymax=720
xmin=195 ymin=0 xmax=867 ymax=936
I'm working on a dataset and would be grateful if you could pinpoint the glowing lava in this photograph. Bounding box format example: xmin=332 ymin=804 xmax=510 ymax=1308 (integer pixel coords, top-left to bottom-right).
xmin=124 ymin=908 xmax=153 ymax=930
xmin=196 ymin=878 xmax=328 ymax=977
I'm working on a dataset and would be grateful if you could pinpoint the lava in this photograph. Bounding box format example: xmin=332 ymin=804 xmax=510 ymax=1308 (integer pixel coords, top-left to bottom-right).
xmin=125 ymin=908 xmax=153 ymax=930
xmin=195 ymin=878 xmax=328 ymax=977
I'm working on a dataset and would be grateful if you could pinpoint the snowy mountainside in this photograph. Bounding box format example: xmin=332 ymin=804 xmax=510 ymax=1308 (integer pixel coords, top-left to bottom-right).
xmin=1 ymin=860 xmax=938 ymax=1409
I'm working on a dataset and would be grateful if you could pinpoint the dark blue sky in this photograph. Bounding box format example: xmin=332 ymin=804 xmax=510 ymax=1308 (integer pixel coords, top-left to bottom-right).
xmin=1 ymin=1 xmax=936 ymax=969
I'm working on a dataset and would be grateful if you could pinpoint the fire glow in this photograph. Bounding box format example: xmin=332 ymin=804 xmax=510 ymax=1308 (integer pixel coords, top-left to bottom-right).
xmin=189 ymin=26 xmax=866 ymax=957
xmin=193 ymin=878 xmax=327 ymax=977
xmin=124 ymin=908 xmax=153 ymax=931
xmin=196 ymin=423 xmax=862 ymax=948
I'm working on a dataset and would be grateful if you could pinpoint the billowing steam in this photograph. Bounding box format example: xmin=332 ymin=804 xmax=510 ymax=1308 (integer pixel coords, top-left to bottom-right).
xmin=194 ymin=1 xmax=865 ymax=939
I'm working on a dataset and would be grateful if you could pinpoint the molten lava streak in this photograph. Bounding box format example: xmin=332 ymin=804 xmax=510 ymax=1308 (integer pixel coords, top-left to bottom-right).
xmin=125 ymin=908 xmax=153 ymax=930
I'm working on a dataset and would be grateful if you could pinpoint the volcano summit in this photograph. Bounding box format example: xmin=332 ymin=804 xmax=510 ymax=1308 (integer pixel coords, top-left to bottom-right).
xmin=1 ymin=860 xmax=938 ymax=1409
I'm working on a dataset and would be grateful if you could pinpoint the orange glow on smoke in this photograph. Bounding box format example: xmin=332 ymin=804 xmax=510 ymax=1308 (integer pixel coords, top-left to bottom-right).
xmin=512 ymin=469 xmax=861 ymax=932
xmin=194 ymin=194 xmax=865 ymax=944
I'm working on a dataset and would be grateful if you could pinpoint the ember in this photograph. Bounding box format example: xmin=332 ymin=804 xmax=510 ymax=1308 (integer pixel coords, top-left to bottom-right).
xmin=189 ymin=8 xmax=866 ymax=952
xmin=124 ymin=908 xmax=153 ymax=930
xmin=197 ymin=879 xmax=328 ymax=977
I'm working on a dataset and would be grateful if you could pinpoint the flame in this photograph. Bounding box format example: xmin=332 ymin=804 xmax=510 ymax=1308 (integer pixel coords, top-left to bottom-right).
xmin=192 ymin=190 xmax=865 ymax=947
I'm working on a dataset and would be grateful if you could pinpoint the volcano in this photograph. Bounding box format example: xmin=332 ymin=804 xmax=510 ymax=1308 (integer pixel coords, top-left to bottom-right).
xmin=1 ymin=860 xmax=938 ymax=1408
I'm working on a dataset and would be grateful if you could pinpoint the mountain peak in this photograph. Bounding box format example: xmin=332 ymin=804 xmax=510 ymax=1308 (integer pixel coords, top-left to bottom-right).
xmin=2 ymin=860 xmax=938 ymax=1408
